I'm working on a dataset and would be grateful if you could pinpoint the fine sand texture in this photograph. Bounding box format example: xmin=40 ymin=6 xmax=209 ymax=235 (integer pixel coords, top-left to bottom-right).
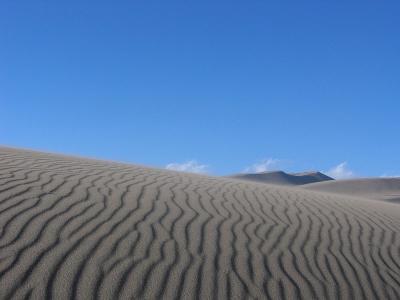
xmin=228 ymin=171 xmax=333 ymax=186
xmin=304 ymin=178 xmax=400 ymax=203
xmin=1 ymin=147 xmax=400 ymax=299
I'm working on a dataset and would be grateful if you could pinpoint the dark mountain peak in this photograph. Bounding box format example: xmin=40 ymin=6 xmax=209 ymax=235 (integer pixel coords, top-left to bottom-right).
xmin=228 ymin=170 xmax=333 ymax=186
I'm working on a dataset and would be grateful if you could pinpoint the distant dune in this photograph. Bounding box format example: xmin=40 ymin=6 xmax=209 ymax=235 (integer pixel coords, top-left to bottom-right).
xmin=303 ymin=177 xmax=400 ymax=203
xmin=228 ymin=170 xmax=333 ymax=186
xmin=1 ymin=147 xmax=400 ymax=299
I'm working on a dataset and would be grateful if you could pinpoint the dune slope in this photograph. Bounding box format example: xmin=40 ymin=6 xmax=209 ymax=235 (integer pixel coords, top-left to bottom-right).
xmin=304 ymin=178 xmax=400 ymax=203
xmin=1 ymin=147 xmax=400 ymax=299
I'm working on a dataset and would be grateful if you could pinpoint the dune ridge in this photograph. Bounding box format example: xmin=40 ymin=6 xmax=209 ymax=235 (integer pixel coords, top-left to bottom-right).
xmin=1 ymin=147 xmax=400 ymax=299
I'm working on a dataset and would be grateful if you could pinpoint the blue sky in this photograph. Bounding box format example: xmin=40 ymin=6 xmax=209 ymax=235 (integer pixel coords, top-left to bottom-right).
xmin=1 ymin=0 xmax=400 ymax=177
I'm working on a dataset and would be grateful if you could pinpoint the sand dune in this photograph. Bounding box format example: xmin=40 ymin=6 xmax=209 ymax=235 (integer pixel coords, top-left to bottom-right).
xmin=304 ymin=177 xmax=400 ymax=203
xmin=1 ymin=147 xmax=400 ymax=299
xmin=228 ymin=171 xmax=333 ymax=186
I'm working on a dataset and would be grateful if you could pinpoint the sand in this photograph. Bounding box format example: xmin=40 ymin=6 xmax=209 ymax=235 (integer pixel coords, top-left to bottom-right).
xmin=1 ymin=146 xmax=400 ymax=299
xmin=303 ymin=178 xmax=400 ymax=203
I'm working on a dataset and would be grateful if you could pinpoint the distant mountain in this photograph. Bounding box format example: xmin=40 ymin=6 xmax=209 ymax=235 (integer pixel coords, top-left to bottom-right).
xmin=228 ymin=170 xmax=334 ymax=186
xmin=303 ymin=177 xmax=400 ymax=203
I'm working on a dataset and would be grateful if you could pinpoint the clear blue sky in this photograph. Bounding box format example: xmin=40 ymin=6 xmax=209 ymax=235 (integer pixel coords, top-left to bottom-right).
xmin=1 ymin=0 xmax=399 ymax=176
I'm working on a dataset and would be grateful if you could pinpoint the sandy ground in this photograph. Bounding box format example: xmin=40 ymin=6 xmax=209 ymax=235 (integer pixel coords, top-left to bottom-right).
xmin=1 ymin=146 xmax=400 ymax=299
xmin=304 ymin=178 xmax=400 ymax=203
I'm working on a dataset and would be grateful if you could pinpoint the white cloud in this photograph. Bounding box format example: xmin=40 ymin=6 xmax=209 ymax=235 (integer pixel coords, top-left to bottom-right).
xmin=243 ymin=158 xmax=280 ymax=173
xmin=165 ymin=160 xmax=209 ymax=174
xmin=326 ymin=162 xmax=355 ymax=179
xmin=380 ymin=174 xmax=400 ymax=178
